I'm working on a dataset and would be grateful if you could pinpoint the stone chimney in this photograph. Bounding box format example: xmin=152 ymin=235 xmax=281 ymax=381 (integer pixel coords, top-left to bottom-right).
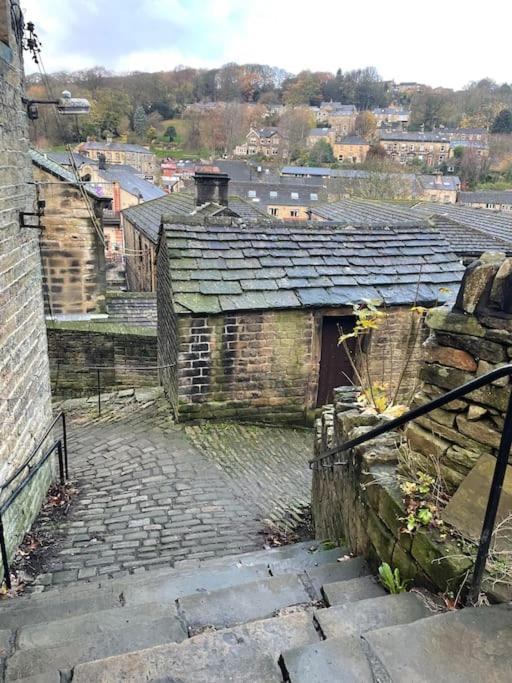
xmin=193 ymin=169 xmax=230 ymax=207
xmin=98 ymin=153 xmax=107 ymax=171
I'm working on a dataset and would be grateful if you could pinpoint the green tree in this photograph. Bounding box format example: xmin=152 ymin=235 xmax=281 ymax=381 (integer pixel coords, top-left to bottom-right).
xmin=165 ymin=125 xmax=177 ymax=142
xmin=491 ymin=109 xmax=512 ymax=133
xmin=87 ymin=89 xmax=131 ymax=137
xmin=309 ymin=139 xmax=335 ymax=164
xmin=133 ymin=105 xmax=148 ymax=137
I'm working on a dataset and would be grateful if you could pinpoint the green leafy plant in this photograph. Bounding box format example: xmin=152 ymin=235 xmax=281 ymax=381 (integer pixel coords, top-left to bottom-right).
xmin=378 ymin=562 xmax=409 ymax=594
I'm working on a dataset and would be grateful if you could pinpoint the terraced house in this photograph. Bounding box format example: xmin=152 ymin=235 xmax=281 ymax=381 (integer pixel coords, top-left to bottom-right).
xmin=234 ymin=127 xmax=288 ymax=158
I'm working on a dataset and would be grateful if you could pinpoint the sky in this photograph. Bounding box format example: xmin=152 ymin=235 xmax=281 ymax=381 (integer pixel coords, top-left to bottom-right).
xmin=21 ymin=0 xmax=511 ymax=90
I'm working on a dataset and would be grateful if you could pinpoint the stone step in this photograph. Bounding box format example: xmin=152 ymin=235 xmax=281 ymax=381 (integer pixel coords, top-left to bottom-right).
xmin=322 ymin=575 xmax=386 ymax=606
xmin=178 ymin=573 xmax=313 ymax=634
xmin=16 ymin=602 xmax=180 ymax=650
xmin=0 ymin=563 xmax=270 ymax=629
xmin=305 ymin=557 xmax=369 ymax=596
xmin=280 ymin=635 xmax=373 ymax=682
xmin=316 ymin=592 xmax=431 ymax=638
xmin=268 ymin=546 xmax=348 ymax=575
xmin=6 ymin=614 xmax=186 ymax=681
xmin=363 ymin=604 xmax=512 ymax=682
xmin=71 ymin=610 xmax=320 ymax=682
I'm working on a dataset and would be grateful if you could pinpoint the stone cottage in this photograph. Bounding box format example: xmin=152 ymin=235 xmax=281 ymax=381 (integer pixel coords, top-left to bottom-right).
xmin=31 ymin=150 xmax=111 ymax=316
xmin=156 ymin=217 xmax=464 ymax=423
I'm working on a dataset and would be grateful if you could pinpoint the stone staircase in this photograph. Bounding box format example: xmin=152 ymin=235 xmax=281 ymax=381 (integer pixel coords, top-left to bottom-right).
xmin=1 ymin=541 xmax=511 ymax=682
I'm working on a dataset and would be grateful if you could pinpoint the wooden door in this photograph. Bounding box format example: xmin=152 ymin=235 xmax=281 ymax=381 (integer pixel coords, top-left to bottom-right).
xmin=316 ymin=316 xmax=356 ymax=407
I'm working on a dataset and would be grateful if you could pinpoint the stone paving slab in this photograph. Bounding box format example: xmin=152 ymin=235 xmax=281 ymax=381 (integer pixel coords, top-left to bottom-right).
xmin=72 ymin=611 xmax=320 ymax=683
xmin=364 ymin=605 xmax=512 ymax=682
xmin=178 ymin=574 xmax=312 ymax=632
xmin=23 ymin=400 xmax=312 ymax=588
xmin=322 ymin=576 xmax=386 ymax=606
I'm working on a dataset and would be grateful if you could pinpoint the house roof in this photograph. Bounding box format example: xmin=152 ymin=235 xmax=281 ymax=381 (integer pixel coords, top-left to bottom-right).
xmin=426 ymin=214 xmax=512 ymax=258
xmin=417 ymin=175 xmax=460 ymax=191
xmin=44 ymin=151 xmax=91 ymax=167
xmin=337 ymin=135 xmax=369 ymax=146
xmin=94 ymin=165 xmax=166 ymax=202
xmin=251 ymin=127 xmax=280 ymax=138
xmin=80 ymin=141 xmax=154 ymax=155
xmin=379 ymin=131 xmax=451 ymax=143
xmin=229 ymin=181 xmax=327 ymax=208
xmin=30 ymin=149 xmax=108 ymax=201
xmin=122 ymin=192 xmax=270 ymax=243
xmin=310 ymin=198 xmax=419 ymax=224
xmin=411 ymin=202 xmax=512 ymax=246
xmin=308 ymin=128 xmax=331 ymax=137
xmin=159 ymin=218 xmax=463 ymax=314
xmin=458 ymin=190 xmax=512 ymax=205
xmin=320 ymin=103 xmax=357 ymax=115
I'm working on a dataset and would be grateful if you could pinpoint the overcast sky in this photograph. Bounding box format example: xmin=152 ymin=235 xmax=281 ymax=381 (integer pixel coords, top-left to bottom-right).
xmin=21 ymin=0 xmax=511 ymax=89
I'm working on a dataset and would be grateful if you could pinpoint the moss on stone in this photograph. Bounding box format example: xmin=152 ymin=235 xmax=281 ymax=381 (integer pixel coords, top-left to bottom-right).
xmin=46 ymin=321 xmax=156 ymax=337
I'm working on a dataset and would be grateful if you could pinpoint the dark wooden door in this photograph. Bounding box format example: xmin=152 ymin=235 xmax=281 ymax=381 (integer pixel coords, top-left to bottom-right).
xmin=317 ymin=316 xmax=356 ymax=407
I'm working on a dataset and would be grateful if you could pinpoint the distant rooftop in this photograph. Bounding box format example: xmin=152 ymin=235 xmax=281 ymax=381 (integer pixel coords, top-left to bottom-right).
xmin=94 ymin=165 xmax=165 ymax=202
xmin=30 ymin=149 xmax=108 ymax=201
xmin=458 ymin=190 xmax=512 ymax=204
xmin=80 ymin=141 xmax=154 ymax=154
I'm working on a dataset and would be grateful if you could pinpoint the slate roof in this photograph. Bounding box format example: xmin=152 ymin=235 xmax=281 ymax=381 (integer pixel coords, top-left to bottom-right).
xmin=426 ymin=214 xmax=512 ymax=258
xmin=229 ymin=181 xmax=327 ymax=208
xmin=411 ymin=202 xmax=512 ymax=246
xmin=159 ymin=218 xmax=463 ymax=314
xmin=44 ymin=151 xmax=91 ymax=167
xmin=379 ymin=131 xmax=451 ymax=143
xmin=30 ymin=149 xmax=108 ymax=201
xmin=95 ymin=165 xmax=165 ymax=202
xmin=310 ymin=198 xmax=419 ymax=224
xmin=80 ymin=141 xmax=153 ymax=154
xmin=308 ymin=128 xmax=331 ymax=137
xmin=417 ymin=175 xmax=460 ymax=191
xmin=337 ymin=135 xmax=369 ymax=146
xmin=122 ymin=192 xmax=270 ymax=243
xmin=459 ymin=190 xmax=512 ymax=205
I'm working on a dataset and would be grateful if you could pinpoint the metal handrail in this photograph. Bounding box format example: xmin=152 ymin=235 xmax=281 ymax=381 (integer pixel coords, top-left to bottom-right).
xmin=310 ymin=364 xmax=512 ymax=603
xmin=0 ymin=412 xmax=68 ymax=590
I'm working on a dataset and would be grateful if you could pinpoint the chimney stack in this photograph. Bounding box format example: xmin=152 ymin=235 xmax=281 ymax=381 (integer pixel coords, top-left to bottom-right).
xmin=193 ymin=169 xmax=230 ymax=207
xmin=98 ymin=153 xmax=107 ymax=171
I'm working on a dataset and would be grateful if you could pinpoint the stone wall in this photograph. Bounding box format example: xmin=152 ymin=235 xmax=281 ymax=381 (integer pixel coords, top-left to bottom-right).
xmin=124 ymin=217 xmax=156 ymax=292
xmin=35 ymin=165 xmax=107 ymax=315
xmin=312 ymin=389 xmax=472 ymax=593
xmin=175 ymin=310 xmax=317 ymax=423
xmin=157 ymin=302 xmax=426 ymax=425
xmin=47 ymin=321 xmax=158 ymax=397
xmin=0 ymin=2 xmax=53 ymax=577
xmin=407 ymin=252 xmax=512 ymax=494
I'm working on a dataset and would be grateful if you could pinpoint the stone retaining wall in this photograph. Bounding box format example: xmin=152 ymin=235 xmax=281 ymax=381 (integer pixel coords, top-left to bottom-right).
xmin=312 ymin=388 xmax=472 ymax=593
xmin=47 ymin=321 xmax=158 ymax=397
xmin=407 ymin=252 xmax=512 ymax=493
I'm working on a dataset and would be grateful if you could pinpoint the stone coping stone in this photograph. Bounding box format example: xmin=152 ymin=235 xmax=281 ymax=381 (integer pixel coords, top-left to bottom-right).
xmin=6 ymin=615 xmax=186 ymax=681
xmin=178 ymin=574 xmax=311 ymax=632
xmin=46 ymin=320 xmax=157 ymax=336
xmin=17 ymin=602 xmax=183 ymax=650
xmin=280 ymin=635 xmax=373 ymax=683
xmin=72 ymin=611 xmax=320 ymax=683
xmin=316 ymin=592 xmax=431 ymax=639
xmin=322 ymin=575 xmax=386 ymax=606
xmin=305 ymin=557 xmax=369 ymax=596
xmin=443 ymin=452 xmax=512 ymax=551
xmin=364 ymin=605 xmax=512 ymax=682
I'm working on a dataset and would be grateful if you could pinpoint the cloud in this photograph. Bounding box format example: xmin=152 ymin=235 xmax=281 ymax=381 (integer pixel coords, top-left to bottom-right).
xmin=20 ymin=0 xmax=512 ymax=89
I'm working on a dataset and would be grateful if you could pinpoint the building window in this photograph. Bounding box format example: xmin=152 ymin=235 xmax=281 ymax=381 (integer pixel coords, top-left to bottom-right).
xmin=248 ymin=190 xmax=256 ymax=198
xmin=269 ymin=207 xmax=278 ymax=216
xmin=269 ymin=191 xmax=277 ymax=198
xmin=291 ymin=192 xmax=299 ymax=199
xmin=310 ymin=193 xmax=318 ymax=201
xmin=290 ymin=210 xmax=299 ymax=217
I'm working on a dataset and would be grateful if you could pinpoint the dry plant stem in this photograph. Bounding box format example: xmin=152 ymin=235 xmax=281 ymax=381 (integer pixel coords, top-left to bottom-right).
xmin=360 ymin=336 xmax=378 ymax=410
xmin=340 ymin=337 xmax=366 ymax=391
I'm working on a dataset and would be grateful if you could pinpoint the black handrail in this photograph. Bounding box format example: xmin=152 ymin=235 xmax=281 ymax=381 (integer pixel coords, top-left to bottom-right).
xmin=0 ymin=412 xmax=68 ymax=590
xmin=310 ymin=364 xmax=512 ymax=603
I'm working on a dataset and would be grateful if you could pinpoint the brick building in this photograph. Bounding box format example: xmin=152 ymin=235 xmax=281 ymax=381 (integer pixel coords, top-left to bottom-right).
xmin=156 ymin=217 xmax=463 ymax=423
xmin=30 ymin=150 xmax=110 ymax=316
xmin=0 ymin=1 xmax=53 ymax=577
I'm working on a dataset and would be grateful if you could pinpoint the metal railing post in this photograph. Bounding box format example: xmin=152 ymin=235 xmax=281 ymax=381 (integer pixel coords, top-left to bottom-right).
xmin=469 ymin=391 xmax=512 ymax=603
xmin=96 ymin=368 xmax=101 ymax=416
xmin=61 ymin=412 xmax=69 ymax=479
xmin=0 ymin=513 xmax=11 ymax=590
xmin=57 ymin=440 xmax=65 ymax=485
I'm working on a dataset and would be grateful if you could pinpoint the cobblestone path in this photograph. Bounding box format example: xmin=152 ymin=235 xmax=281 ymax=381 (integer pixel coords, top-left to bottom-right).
xmin=29 ymin=400 xmax=312 ymax=588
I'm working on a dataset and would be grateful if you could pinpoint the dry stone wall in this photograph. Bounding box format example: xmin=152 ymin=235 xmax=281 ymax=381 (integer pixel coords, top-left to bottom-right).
xmin=407 ymin=252 xmax=512 ymax=493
